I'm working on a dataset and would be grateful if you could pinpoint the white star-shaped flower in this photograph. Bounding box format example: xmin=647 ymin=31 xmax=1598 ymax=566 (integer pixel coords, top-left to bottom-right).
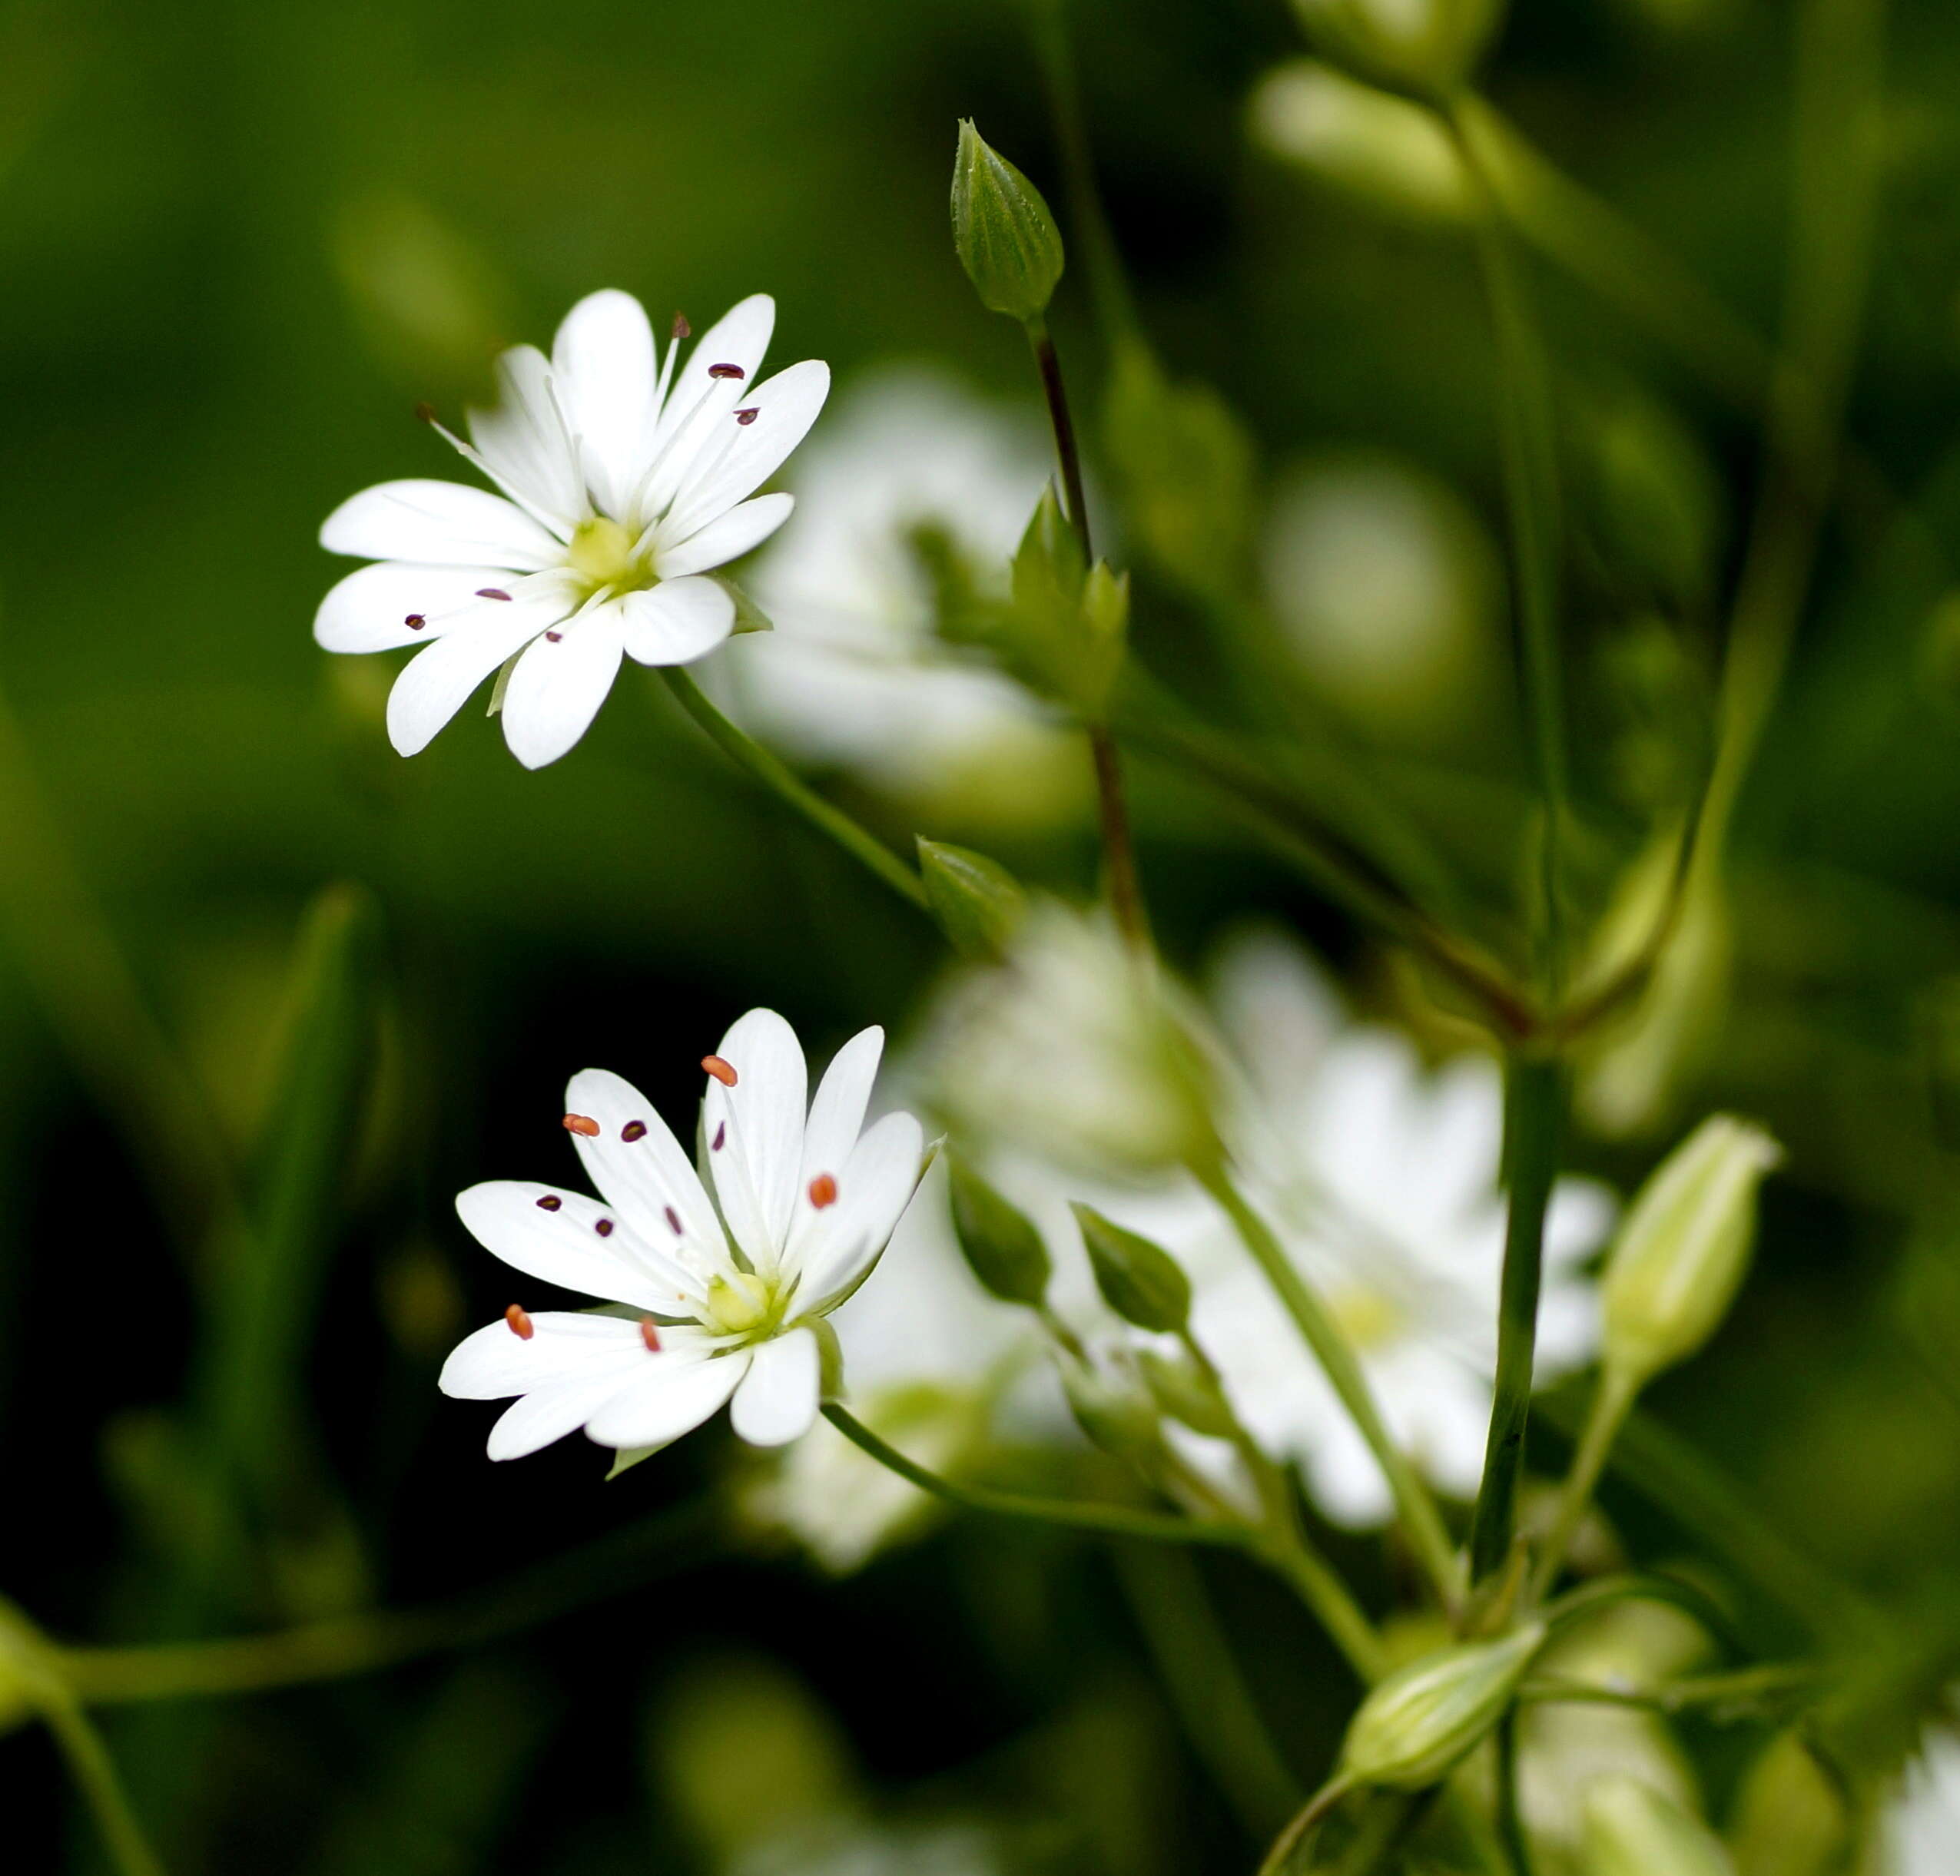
xmin=316 ymin=289 xmax=829 ymax=767
xmin=439 ymin=1009 xmax=925 ymax=1460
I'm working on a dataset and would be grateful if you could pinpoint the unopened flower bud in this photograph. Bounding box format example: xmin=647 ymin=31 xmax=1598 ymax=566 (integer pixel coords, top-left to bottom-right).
xmin=1138 ymin=1347 xmax=1239 ymax=1439
xmin=1290 ymin=0 xmax=1504 ymax=98
xmin=1601 ymin=1116 xmax=1780 ymax=1389
xmin=1251 ymin=61 xmax=1470 ymax=220
xmin=917 ymin=838 xmax=1028 ymax=961
xmin=1073 ymin=1204 xmax=1192 ymax=1334
xmin=1340 ymin=1625 xmax=1544 ymax=1789
xmin=947 ymin=1155 xmax=1052 ymax=1308
xmin=1060 ymin=1363 xmax=1162 ymax=1461
xmin=951 ymin=120 xmax=1065 ymax=323
xmin=1582 ymin=1777 xmax=1735 ymax=1876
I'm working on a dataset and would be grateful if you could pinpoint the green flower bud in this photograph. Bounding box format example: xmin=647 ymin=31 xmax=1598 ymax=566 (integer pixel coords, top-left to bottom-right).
xmin=1060 ymin=1364 xmax=1162 ymax=1461
xmin=1340 ymin=1625 xmax=1544 ymax=1789
xmin=1582 ymin=1777 xmax=1735 ymax=1876
xmin=950 ymin=120 xmax=1065 ymax=322
xmin=1251 ymin=61 xmax=1470 ymax=221
xmin=1073 ymin=1204 xmax=1192 ymax=1334
xmin=917 ymin=838 xmax=1028 ymax=960
xmin=947 ymin=1155 xmax=1052 ymax=1308
xmin=1601 ymin=1116 xmax=1780 ymax=1388
xmin=1138 ymin=1347 xmax=1239 ymax=1439
xmin=1290 ymin=0 xmax=1504 ymax=98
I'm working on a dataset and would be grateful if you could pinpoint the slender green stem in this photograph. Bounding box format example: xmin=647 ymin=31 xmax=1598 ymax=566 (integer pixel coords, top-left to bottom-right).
xmin=38 ymin=1688 xmax=167 ymax=1876
xmin=1178 ymin=1328 xmax=1388 ymax=1682
xmin=1195 ymin=1162 xmax=1463 ymax=1615
xmin=1494 ymin=1711 xmax=1534 ymax=1876
xmin=1023 ymin=313 xmax=1150 ymax=952
xmin=59 ymin=1497 xmax=720 ymax=1706
xmin=821 ymin=1404 xmax=1246 ymax=1550
xmin=657 ymin=668 xmax=928 ymax=911
xmin=1441 ymin=95 xmax=1568 ymax=1005
xmin=1527 ymin=1368 xmax=1636 ymax=1603
xmin=1113 ymin=1545 xmax=1302 ymax=1835
xmin=1517 ymin=1660 xmax=1821 ymax=1719
xmin=1469 ymin=1056 xmax=1566 ymax=1584
xmin=1257 ymin=1774 xmax=1355 ymax=1876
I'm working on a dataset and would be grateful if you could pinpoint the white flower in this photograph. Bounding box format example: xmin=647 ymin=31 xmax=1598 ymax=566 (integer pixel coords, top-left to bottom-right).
xmin=728 ymin=370 xmax=1076 ymax=820
xmin=317 ymin=288 xmax=829 ymax=768
xmin=439 ymin=1009 xmax=924 ymax=1460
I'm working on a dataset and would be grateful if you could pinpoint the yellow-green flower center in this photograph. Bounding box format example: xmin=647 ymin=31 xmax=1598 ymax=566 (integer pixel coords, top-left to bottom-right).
xmin=567 ymin=516 xmax=657 ymax=594
xmin=703 ymin=1270 xmax=780 ymax=1337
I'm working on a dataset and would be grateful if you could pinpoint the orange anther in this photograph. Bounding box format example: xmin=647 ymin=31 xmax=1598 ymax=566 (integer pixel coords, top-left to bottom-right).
xmin=562 ymin=1113 xmax=601 ymax=1137
xmin=505 ymin=1304 xmax=535 ymax=1340
xmin=638 ymin=1318 xmax=663 ymax=1352
xmin=808 ymin=1173 xmax=838 ymax=1209
xmin=701 ymin=1055 xmax=738 ymax=1087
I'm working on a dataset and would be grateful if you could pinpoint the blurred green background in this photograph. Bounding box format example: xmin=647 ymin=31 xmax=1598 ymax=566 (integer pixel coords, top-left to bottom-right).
xmin=8 ymin=0 xmax=1960 ymax=1868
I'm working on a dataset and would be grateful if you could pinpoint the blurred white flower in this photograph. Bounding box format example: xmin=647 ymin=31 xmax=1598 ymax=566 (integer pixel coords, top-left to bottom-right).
xmin=317 ymin=288 xmax=828 ymax=767
xmin=926 ymin=901 xmax=1217 ymax=1178
xmin=1262 ymin=451 xmax=1501 ymax=742
xmin=728 ymin=370 xmax=1081 ymax=822
xmin=439 ymin=1010 xmax=923 ymax=1460
xmin=1888 ymin=1722 xmax=1960 ymax=1876
xmin=931 ymin=926 xmax=1613 ymax=1529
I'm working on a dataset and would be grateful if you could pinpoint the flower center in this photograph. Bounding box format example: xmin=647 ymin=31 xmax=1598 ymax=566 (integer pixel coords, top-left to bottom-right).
xmin=702 ymin=1270 xmax=779 ymax=1337
xmin=1328 ymin=1284 xmax=1404 ymax=1351
xmin=567 ymin=516 xmax=655 ymax=594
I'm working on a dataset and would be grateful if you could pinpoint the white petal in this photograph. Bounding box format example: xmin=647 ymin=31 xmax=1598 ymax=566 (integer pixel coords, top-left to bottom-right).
xmin=657 ymin=493 xmax=794 ymax=578
xmin=486 ymin=1367 xmax=650 ymax=1460
xmin=796 ymin=1109 xmax=926 ymax=1307
xmin=654 ymin=293 xmax=774 ymax=444
xmin=800 ymin=1026 xmax=884 ymax=1191
xmin=552 ymin=290 xmax=658 ymax=515
xmin=619 ymin=578 xmax=735 ymax=667
xmin=467 ymin=344 xmax=585 ymax=529
xmin=498 ymin=602 xmax=626 ymax=769
xmin=564 ymin=1069 xmax=728 ymax=1276
xmin=453 ymin=1181 xmax=694 ymax=1313
xmin=439 ymin=1310 xmax=645 ymax=1400
xmin=703 ymin=1009 xmax=808 ymax=1268
xmin=320 ymin=479 xmax=562 ymax=568
xmin=384 ymin=585 xmax=573 ymax=757
xmin=1544 ymin=1178 xmax=1617 ymax=1271
xmin=659 ymin=360 xmax=831 ymax=542
xmin=582 ymin=1347 xmax=748 ymax=1450
xmin=729 ymin=1327 xmax=821 ymax=1446
xmin=313 ymin=561 xmax=515 ymax=653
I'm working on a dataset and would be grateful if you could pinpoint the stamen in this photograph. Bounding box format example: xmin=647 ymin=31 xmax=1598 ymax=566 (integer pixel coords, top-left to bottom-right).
xmin=711 ymin=1121 xmax=727 ymax=1152
xmin=639 ymin=1317 xmax=663 ymax=1352
xmin=562 ymin=1112 xmax=601 ymax=1137
xmin=415 ymin=401 xmax=437 ymax=425
xmin=735 ymin=406 xmax=759 ymax=426
xmin=671 ymin=312 xmax=691 ymax=340
xmin=701 ymin=1055 xmax=738 ymax=1086
xmin=536 ymin=1194 xmax=562 ymax=1211
xmin=544 ymin=630 xmax=563 ymax=642
xmin=595 ymin=1218 xmax=615 ymax=1238
xmin=404 ymin=613 xmax=426 ymax=630
xmin=808 ymin=1173 xmax=838 ymax=1209
xmin=476 ymin=588 xmax=513 ymax=602
xmin=707 ymin=363 xmax=745 ymax=380
xmin=505 ymin=1304 xmax=535 ymax=1340
xmin=622 ymin=1121 xmax=648 ymax=1142
xmin=664 ymin=1205 xmax=683 ymax=1235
